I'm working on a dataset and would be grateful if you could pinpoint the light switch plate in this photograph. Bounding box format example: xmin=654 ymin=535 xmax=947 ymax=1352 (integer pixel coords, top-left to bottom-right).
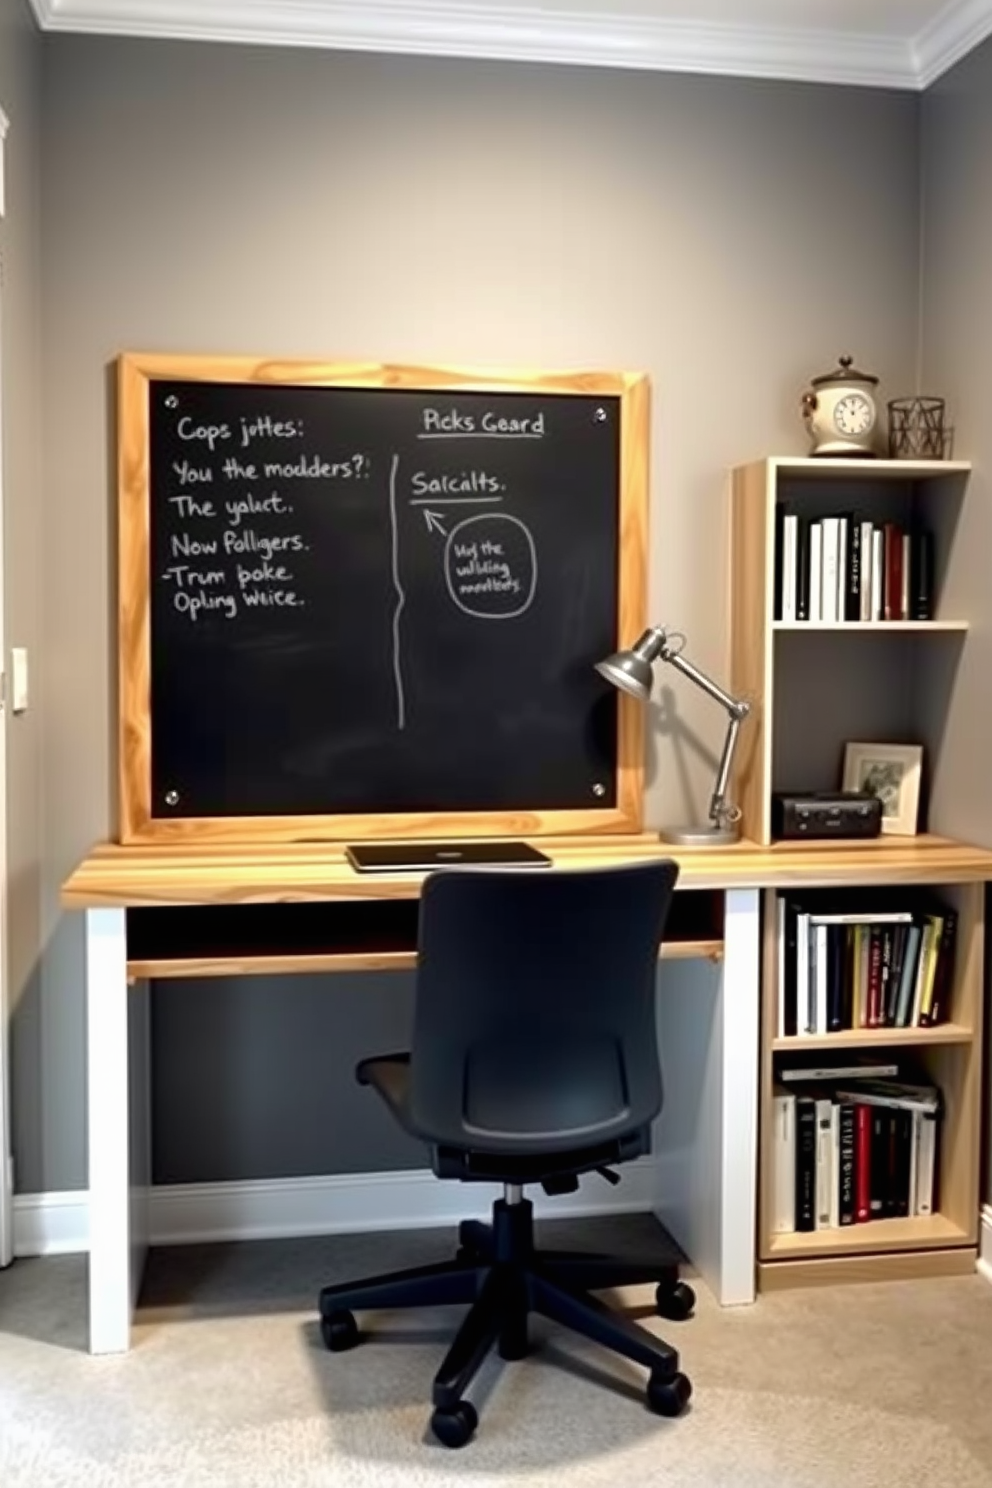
xmin=11 ymin=647 xmax=28 ymax=713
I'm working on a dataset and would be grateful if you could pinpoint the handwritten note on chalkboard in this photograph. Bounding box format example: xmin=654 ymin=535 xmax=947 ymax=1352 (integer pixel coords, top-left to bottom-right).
xmin=118 ymin=358 xmax=648 ymax=842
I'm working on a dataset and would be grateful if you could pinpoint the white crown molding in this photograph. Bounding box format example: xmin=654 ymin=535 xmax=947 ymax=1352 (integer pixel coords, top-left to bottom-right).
xmin=913 ymin=0 xmax=992 ymax=87
xmin=28 ymin=0 xmax=926 ymax=90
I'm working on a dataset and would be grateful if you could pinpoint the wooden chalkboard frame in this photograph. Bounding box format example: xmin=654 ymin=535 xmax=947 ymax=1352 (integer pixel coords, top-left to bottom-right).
xmin=118 ymin=354 xmax=649 ymax=844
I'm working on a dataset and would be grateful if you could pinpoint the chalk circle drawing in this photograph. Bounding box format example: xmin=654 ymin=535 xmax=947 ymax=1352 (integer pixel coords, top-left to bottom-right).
xmin=444 ymin=512 xmax=538 ymax=620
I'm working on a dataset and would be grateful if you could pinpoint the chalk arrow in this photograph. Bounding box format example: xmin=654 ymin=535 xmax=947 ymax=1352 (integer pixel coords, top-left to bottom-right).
xmin=423 ymin=509 xmax=448 ymax=536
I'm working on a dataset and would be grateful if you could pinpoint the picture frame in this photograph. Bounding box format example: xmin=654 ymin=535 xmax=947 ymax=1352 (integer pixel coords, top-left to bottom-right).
xmin=841 ymin=741 xmax=923 ymax=837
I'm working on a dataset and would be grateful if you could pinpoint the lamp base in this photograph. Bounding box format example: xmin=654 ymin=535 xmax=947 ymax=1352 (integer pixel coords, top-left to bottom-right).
xmin=659 ymin=822 xmax=742 ymax=848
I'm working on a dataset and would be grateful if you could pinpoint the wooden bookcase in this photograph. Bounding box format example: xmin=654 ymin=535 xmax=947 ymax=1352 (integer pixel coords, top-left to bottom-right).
xmin=730 ymin=456 xmax=970 ymax=846
xmin=756 ymin=879 xmax=984 ymax=1289
xmin=730 ymin=457 xmax=985 ymax=1289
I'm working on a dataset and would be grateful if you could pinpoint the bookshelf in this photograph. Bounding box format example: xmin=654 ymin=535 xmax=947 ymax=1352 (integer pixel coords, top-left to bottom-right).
xmin=731 ymin=458 xmax=984 ymax=1290
xmin=757 ymin=879 xmax=984 ymax=1287
xmin=730 ymin=456 xmax=971 ymax=846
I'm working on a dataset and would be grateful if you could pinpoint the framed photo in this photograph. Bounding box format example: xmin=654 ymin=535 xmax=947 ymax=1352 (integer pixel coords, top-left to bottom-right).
xmin=842 ymin=741 xmax=923 ymax=837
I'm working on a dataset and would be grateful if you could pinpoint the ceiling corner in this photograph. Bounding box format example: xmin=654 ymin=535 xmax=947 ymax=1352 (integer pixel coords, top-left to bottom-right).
xmin=913 ymin=0 xmax=992 ymax=87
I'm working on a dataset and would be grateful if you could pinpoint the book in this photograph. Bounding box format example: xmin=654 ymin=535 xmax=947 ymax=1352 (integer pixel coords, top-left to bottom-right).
xmin=795 ymin=1096 xmax=817 ymax=1231
xmin=771 ymin=1089 xmax=796 ymax=1233
xmin=778 ymin=1058 xmax=900 ymax=1083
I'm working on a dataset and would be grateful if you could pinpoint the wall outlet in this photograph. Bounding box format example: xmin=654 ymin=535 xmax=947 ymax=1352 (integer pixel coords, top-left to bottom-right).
xmin=10 ymin=648 xmax=27 ymax=713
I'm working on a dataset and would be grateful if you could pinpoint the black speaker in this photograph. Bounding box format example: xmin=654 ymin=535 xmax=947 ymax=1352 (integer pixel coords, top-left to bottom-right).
xmin=772 ymin=790 xmax=882 ymax=840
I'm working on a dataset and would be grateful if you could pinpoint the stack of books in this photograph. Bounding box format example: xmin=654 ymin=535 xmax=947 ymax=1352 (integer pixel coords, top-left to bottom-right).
xmin=775 ymin=892 xmax=957 ymax=1038
xmin=771 ymin=1063 xmax=940 ymax=1234
xmin=775 ymin=508 xmax=934 ymax=622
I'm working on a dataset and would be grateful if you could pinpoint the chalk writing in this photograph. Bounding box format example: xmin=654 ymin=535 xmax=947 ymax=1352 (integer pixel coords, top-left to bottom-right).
xmin=444 ymin=513 xmax=538 ymax=619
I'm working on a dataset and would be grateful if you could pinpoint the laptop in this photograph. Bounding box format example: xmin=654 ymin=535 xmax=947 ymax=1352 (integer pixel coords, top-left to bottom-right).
xmin=345 ymin=840 xmax=553 ymax=874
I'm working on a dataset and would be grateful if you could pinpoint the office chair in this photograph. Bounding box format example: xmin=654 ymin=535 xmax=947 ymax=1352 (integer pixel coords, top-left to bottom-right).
xmin=317 ymin=861 xmax=694 ymax=1447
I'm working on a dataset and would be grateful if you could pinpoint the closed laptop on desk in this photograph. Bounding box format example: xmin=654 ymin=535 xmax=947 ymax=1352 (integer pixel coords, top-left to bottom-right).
xmin=345 ymin=842 xmax=553 ymax=873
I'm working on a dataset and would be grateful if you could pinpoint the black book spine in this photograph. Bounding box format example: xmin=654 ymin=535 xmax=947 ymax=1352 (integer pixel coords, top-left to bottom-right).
xmin=925 ymin=907 xmax=957 ymax=1027
xmin=869 ymin=1107 xmax=888 ymax=1217
xmin=795 ymin=1096 xmax=817 ymax=1232
xmin=838 ymin=1102 xmax=857 ymax=1225
xmin=826 ymin=924 xmax=844 ymax=1032
xmin=911 ymin=529 xmax=934 ymax=621
xmin=878 ymin=927 xmax=893 ymax=1028
xmin=774 ymin=503 xmax=785 ymax=620
xmin=892 ymin=1107 xmax=913 ymax=1217
xmin=796 ymin=517 xmax=811 ymax=621
xmin=840 ymin=925 xmax=856 ymax=1031
xmin=844 ymin=511 xmax=861 ymax=620
xmin=783 ymin=898 xmax=798 ymax=1038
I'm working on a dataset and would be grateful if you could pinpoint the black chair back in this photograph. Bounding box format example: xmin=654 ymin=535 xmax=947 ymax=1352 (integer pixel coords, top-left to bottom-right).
xmin=407 ymin=861 xmax=680 ymax=1157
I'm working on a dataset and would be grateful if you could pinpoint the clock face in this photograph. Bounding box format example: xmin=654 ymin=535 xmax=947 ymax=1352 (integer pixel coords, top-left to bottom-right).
xmin=834 ymin=392 xmax=875 ymax=438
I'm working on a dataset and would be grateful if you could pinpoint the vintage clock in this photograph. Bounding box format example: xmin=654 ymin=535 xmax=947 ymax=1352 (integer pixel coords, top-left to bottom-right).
xmin=801 ymin=355 xmax=880 ymax=457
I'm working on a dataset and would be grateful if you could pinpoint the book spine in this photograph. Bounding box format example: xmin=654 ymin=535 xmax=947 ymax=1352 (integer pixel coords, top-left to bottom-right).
xmin=845 ymin=515 xmax=861 ymax=621
xmin=772 ymin=1090 xmax=797 ymax=1233
xmin=871 ymin=527 xmax=884 ymax=620
xmin=782 ymin=513 xmax=798 ymax=623
xmin=859 ymin=521 xmax=873 ymax=621
xmin=796 ymin=517 xmax=811 ymax=622
xmin=925 ymin=906 xmax=957 ymax=1027
xmin=915 ymin=1111 xmax=937 ymax=1215
xmin=883 ymin=522 xmax=904 ymax=621
xmin=809 ymin=523 xmax=823 ymax=623
xmin=795 ymin=1096 xmax=817 ymax=1231
xmin=855 ymin=1104 xmax=871 ymax=1222
xmin=869 ymin=1106 xmax=888 ymax=1217
xmin=821 ymin=517 xmax=839 ymax=624
xmin=911 ymin=529 xmax=934 ymax=621
xmin=838 ymin=1102 xmax=856 ymax=1225
xmin=892 ymin=1107 xmax=913 ymax=1217
xmin=815 ymin=1097 xmax=834 ymax=1230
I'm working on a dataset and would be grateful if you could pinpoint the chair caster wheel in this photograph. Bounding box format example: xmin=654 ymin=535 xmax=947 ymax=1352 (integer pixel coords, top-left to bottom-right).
xmin=655 ymin=1280 xmax=696 ymax=1321
xmin=430 ymin=1399 xmax=478 ymax=1448
xmin=647 ymin=1369 xmax=692 ymax=1418
xmin=320 ymin=1309 xmax=359 ymax=1352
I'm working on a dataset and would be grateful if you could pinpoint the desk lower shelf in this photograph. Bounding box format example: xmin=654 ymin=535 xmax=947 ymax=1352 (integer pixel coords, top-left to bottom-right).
xmin=124 ymin=889 xmax=725 ymax=981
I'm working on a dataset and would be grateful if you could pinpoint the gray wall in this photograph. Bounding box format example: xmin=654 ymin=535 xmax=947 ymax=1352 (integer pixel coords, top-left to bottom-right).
xmin=0 ymin=0 xmax=45 ymax=1195
xmin=920 ymin=35 xmax=992 ymax=1201
xmin=32 ymin=36 xmax=923 ymax=1190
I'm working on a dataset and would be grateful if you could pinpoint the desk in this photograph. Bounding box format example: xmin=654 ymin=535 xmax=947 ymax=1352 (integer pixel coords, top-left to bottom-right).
xmin=61 ymin=832 xmax=992 ymax=1354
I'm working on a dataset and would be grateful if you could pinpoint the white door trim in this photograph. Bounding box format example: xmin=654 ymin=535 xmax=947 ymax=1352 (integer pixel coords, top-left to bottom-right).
xmin=0 ymin=126 xmax=12 ymax=1268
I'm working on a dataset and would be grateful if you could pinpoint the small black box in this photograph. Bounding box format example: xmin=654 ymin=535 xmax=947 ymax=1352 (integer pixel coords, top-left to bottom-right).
xmin=772 ymin=790 xmax=882 ymax=840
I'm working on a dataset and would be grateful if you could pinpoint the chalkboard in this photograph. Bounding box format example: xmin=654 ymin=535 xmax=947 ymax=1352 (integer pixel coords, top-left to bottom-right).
xmin=118 ymin=357 xmax=648 ymax=842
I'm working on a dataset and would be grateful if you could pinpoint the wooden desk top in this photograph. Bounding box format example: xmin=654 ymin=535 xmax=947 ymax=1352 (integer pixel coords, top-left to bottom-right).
xmin=61 ymin=833 xmax=992 ymax=909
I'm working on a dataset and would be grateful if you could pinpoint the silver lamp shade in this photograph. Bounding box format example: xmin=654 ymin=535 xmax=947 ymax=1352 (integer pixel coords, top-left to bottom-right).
xmin=593 ymin=629 xmax=664 ymax=703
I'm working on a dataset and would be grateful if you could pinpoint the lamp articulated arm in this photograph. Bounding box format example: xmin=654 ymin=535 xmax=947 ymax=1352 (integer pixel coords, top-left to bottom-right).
xmin=595 ymin=625 xmax=751 ymax=845
xmin=659 ymin=642 xmax=750 ymax=832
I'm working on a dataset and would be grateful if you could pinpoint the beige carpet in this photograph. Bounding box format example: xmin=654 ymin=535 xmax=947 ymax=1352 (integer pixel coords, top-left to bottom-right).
xmin=2 ymin=1217 xmax=992 ymax=1487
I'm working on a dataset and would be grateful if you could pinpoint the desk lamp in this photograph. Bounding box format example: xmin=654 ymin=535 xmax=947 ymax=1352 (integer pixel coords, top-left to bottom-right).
xmin=596 ymin=627 xmax=750 ymax=846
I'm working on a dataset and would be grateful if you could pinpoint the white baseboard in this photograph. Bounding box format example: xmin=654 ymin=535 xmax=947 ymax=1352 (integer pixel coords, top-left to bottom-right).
xmin=13 ymin=1190 xmax=90 ymax=1257
xmin=979 ymin=1205 xmax=992 ymax=1287
xmin=12 ymin=1159 xmax=659 ymax=1256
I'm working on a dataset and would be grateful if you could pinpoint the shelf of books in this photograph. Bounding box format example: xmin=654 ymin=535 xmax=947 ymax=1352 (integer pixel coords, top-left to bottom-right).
xmin=757 ymin=880 xmax=983 ymax=1289
xmin=730 ymin=457 xmax=971 ymax=846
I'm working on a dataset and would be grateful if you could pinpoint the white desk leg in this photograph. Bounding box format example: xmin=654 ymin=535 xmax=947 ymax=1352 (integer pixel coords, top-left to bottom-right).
xmin=653 ymin=887 xmax=761 ymax=1306
xmin=86 ymin=908 xmax=150 ymax=1354
xmin=714 ymin=887 xmax=761 ymax=1304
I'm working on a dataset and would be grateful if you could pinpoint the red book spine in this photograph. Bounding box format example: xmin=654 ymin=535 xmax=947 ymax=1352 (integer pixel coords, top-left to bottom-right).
xmin=855 ymin=1104 xmax=871 ymax=1222
xmin=884 ymin=523 xmax=904 ymax=620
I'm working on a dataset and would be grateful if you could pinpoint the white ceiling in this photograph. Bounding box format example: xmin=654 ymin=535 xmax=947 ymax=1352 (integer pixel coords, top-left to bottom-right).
xmin=27 ymin=0 xmax=992 ymax=90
